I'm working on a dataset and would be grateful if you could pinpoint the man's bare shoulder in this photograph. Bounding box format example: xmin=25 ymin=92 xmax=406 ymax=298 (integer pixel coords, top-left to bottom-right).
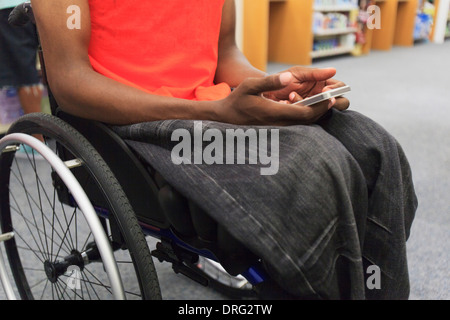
xmin=31 ymin=0 xmax=91 ymax=59
xmin=31 ymin=0 xmax=90 ymax=38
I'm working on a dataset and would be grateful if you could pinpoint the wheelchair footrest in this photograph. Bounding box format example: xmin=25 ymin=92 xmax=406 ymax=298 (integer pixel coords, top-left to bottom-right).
xmin=151 ymin=239 xmax=209 ymax=287
xmin=172 ymin=262 xmax=209 ymax=287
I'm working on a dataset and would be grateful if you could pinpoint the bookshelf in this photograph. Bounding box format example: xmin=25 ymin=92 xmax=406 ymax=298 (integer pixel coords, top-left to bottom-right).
xmin=241 ymin=0 xmax=419 ymax=69
xmin=267 ymin=0 xmax=314 ymax=66
xmin=311 ymin=1 xmax=359 ymax=60
xmin=242 ymin=0 xmax=359 ymax=67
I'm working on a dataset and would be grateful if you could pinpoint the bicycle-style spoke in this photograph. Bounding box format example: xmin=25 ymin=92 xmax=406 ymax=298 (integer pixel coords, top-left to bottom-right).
xmin=81 ymin=267 xmax=141 ymax=298
xmin=22 ymin=267 xmax=46 ymax=272
xmin=82 ymin=267 xmax=113 ymax=296
xmin=9 ymin=172 xmax=48 ymax=261
xmin=58 ymin=203 xmax=76 ymax=252
xmin=16 ymin=245 xmax=66 ymax=262
xmin=53 ymin=281 xmax=67 ymax=300
xmin=29 ymin=277 xmax=48 ymax=290
xmin=81 ymin=271 xmax=101 ymax=300
xmin=11 ymin=150 xmax=85 ymax=258
xmin=9 ymin=188 xmax=75 ymax=257
xmin=39 ymin=279 xmax=49 ymax=300
xmin=11 ymin=229 xmax=45 ymax=264
xmin=81 ymin=272 xmax=93 ymax=300
xmin=53 ymin=210 xmax=77 ymax=260
xmin=10 ymin=204 xmax=73 ymax=258
xmin=29 ymin=148 xmax=52 ymax=261
xmin=13 ymin=155 xmax=51 ymax=261
xmin=80 ymin=231 xmax=93 ymax=253
xmin=56 ymin=276 xmax=85 ymax=300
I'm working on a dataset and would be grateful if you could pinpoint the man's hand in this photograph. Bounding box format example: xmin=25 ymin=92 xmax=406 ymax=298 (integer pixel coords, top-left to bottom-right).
xmin=322 ymin=79 xmax=350 ymax=111
xmin=263 ymin=66 xmax=350 ymax=111
xmin=213 ymin=72 xmax=333 ymax=126
xmin=263 ymin=66 xmax=335 ymax=100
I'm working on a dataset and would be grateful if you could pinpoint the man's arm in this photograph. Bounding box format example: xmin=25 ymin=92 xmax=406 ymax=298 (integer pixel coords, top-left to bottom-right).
xmin=215 ymin=0 xmax=349 ymax=109
xmin=31 ymin=0 xmax=219 ymax=124
xmin=214 ymin=0 xmax=266 ymax=87
xmin=31 ymin=0 xmax=335 ymax=126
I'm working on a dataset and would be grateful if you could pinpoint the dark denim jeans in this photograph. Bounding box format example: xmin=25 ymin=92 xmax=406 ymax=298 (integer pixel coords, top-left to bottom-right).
xmin=0 ymin=8 xmax=40 ymax=88
xmin=113 ymin=109 xmax=418 ymax=299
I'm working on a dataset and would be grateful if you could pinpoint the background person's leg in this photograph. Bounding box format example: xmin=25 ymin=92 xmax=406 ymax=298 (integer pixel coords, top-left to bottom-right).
xmin=18 ymin=85 xmax=44 ymax=141
xmin=1 ymin=8 xmax=43 ymax=140
xmin=0 ymin=8 xmax=40 ymax=89
xmin=18 ymin=85 xmax=43 ymax=115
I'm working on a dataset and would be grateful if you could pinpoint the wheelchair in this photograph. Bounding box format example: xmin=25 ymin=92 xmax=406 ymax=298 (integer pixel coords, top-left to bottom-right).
xmin=0 ymin=2 xmax=277 ymax=300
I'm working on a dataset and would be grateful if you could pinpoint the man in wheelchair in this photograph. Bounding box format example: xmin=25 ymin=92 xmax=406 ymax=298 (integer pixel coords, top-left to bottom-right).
xmin=23 ymin=0 xmax=417 ymax=299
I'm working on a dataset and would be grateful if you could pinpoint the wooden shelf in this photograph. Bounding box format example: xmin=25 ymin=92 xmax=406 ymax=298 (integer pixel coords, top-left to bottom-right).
xmin=241 ymin=0 xmax=419 ymax=68
xmin=268 ymin=0 xmax=315 ymax=66
xmin=314 ymin=27 xmax=358 ymax=36
xmin=241 ymin=0 xmax=270 ymax=70
xmin=311 ymin=46 xmax=355 ymax=58
xmin=242 ymin=0 xmax=359 ymax=67
xmin=369 ymin=0 xmax=418 ymax=50
xmin=314 ymin=5 xmax=359 ymax=12
xmin=394 ymin=0 xmax=419 ymax=46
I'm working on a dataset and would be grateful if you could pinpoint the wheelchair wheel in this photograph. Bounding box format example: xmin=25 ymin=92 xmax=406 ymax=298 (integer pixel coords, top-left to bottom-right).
xmin=0 ymin=113 xmax=161 ymax=300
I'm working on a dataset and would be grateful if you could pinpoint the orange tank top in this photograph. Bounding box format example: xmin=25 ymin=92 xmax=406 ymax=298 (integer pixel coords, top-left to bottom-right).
xmin=87 ymin=0 xmax=230 ymax=101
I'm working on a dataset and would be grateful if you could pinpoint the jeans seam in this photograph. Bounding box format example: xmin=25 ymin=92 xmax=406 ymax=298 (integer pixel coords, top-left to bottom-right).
xmin=367 ymin=216 xmax=392 ymax=234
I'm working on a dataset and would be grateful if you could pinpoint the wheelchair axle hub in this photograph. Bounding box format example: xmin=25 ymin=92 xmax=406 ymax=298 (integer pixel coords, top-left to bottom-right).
xmin=44 ymin=250 xmax=84 ymax=283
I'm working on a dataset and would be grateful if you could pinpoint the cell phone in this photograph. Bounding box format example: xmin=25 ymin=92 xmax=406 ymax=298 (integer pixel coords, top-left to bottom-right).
xmin=293 ymin=85 xmax=351 ymax=106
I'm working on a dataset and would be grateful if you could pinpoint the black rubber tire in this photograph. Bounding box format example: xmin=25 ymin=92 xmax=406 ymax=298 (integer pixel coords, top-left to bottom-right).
xmin=0 ymin=113 xmax=161 ymax=300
